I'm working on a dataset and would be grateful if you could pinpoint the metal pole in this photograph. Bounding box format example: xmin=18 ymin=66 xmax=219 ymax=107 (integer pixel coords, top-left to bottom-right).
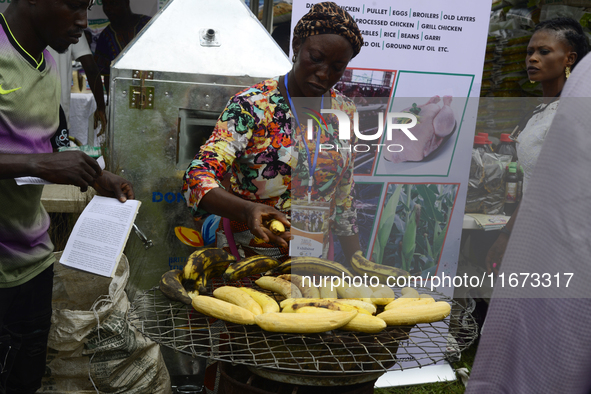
xmin=250 ymin=0 xmax=259 ymax=19
xmin=261 ymin=0 xmax=274 ymax=33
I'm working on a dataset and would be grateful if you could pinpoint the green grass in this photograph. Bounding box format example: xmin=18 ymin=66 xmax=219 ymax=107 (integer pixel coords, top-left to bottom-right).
xmin=374 ymin=342 xmax=477 ymax=394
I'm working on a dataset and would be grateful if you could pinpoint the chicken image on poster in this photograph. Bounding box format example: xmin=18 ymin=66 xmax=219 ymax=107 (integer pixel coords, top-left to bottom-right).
xmin=383 ymin=95 xmax=456 ymax=163
xmin=374 ymin=71 xmax=474 ymax=177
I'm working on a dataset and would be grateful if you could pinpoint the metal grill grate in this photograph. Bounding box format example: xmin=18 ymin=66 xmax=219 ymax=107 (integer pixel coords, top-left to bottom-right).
xmin=129 ymin=280 xmax=477 ymax=374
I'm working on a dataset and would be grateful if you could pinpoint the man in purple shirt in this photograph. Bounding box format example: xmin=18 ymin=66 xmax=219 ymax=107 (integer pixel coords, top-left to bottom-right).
xmin=0 ymin=1 xmax=134 ymax=392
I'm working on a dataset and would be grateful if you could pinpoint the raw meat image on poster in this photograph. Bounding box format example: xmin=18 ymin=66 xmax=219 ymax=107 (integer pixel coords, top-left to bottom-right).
xmin=374 ymin=71 xmax=474 ymax=177
xmin=335 ymin=68 xmax=396 ymax=176
xmin=369 ymin=183 xmax=459 ymax=278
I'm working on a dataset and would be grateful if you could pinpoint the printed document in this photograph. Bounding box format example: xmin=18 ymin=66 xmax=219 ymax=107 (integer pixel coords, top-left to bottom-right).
xmin=60 ymin=195 xmax=141 ymax=277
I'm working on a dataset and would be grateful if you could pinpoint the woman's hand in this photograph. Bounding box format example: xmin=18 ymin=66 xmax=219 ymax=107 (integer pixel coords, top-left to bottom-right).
xmin=92 ymin=170 xmax=135 ymax=202
xmin=245 ymin=203 xmax=291 ymax=248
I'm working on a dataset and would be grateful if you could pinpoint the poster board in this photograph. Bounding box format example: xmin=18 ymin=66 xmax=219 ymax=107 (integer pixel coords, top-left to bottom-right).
xmin=291 ymin=0 xmax=491 ymax=295
xmin=290 ymin=0 xmax=491 ymax=383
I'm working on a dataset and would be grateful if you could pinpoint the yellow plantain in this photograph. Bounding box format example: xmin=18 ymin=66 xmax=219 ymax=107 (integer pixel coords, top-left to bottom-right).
xmin=278 ymin=274 xmax=320 ymax=298
xmin=371 ymin=285 xmax=396 ymax=305
xmin=384 ymin=296 xmax=434 ymax=311
xmin=222 ymin=255 xmax=281 ymax=281
xmin=400 ymin=287 xmax=420 ymax=298
xmin=159 ymin=269 xmax=193 ymax=305
xmin=335 ymin=299 xmax=377 ymax=315
xmin=342 ymin=287 xmax=372 ymax=304
xmin=240 ymin=287 xmax=280 ymax=313
xmin=356 ymin=285 xmax=374 ymax=298
xmin=191 ymin=295 xmax=256 ymax=325
xmin=280 ymin=298 xmax=367 ymax=315
xmin=255 ymin=276 xmax=302 ymax=299
xmin=183 ymin=247 xmax=236 ymax=281
xmin=342 ymin=313 xmax=387 ymax=333
xmin=319 ymin=284 xmax=338 ymax=299
xmin=377 ymin=301 xmax=451 ymax=325
xmin=213 ymin=286 xmax=262 ymax=315
xmin=350 ymin=250 xmax=410 ymax=284
xmin=335 ymin=280 xmax=354 ymax=298
xmin=255 ymin=311 xmax=357 ymax=333
xmin=296 ymin=308 xmax=387 ymax=334
xmin=266 ymin=219 xmax=286 ymax=235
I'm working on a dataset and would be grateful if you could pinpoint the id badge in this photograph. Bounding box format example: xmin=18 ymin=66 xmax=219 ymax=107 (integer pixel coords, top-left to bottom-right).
xmin=289 ymin=199 xmax=330 ymax=258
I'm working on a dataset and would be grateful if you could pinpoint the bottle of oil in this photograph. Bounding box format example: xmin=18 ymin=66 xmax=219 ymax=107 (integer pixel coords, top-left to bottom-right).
xmin=477 ymin=133 xmax=493 ymax=153
xmin=497 ymin=133 xmax=517 ymax=161
xmin=504 ymin=163 xmax=518 ymax=215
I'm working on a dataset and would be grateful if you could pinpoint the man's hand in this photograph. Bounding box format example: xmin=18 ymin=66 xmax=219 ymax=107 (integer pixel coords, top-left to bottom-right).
xmin=31 ymin=151 xmax=102 ymax=191
xmin=92 ymin=170 xmax=135 ymax=202
xmin=94 ymin=109 xmax=107 ymax=137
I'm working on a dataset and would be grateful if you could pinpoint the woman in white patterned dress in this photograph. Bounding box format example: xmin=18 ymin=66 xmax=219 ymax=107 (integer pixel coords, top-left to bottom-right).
xmin=485 ymin=17 xmax=589 ymax=275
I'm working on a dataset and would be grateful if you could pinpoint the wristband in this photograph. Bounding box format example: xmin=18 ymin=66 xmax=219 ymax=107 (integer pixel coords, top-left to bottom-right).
xmin=499 ymin=226 xmax=511 ymax=236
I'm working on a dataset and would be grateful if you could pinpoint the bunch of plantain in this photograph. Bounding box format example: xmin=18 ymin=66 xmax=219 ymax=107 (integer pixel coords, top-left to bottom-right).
xmin=223 ymin=254 xmax=281 ymax=281
xmin=159 ymin=247 xmax=235 ymax=304
xmin=183 ymin=247 xmax=236 ymax=281
xmin=184 ymin=247 xmax=236 ymax=293
xmin=159 ymin=269 xmax=193 ymax=305
xmin=195 ymin=262 xmax=232 ymax=294
xmin=270 ymin=256 xmax=354 ymax=278
xmin=350 ymin=250 xmax=410 ymax=284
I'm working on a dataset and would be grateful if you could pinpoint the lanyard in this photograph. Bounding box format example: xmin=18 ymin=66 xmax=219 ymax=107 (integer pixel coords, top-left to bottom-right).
xmin=284 ymin=73 xmax=324 ymax=203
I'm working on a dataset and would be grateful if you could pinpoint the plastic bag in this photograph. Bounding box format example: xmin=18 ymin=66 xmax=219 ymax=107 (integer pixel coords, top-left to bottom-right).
xmin=541 ymin=5 xmax=586 ymax=21
xmin=466 ymin=152 xmax=512 ymax=214
xmin=39 ymin=253 xmax=172 ymax=394
xmin=506 ymin=7 xmax=541 ymax=29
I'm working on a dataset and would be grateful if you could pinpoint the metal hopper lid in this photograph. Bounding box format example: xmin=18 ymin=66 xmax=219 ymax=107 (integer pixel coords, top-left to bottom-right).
xmin=112 ymin=0 xmax=291 ymax=78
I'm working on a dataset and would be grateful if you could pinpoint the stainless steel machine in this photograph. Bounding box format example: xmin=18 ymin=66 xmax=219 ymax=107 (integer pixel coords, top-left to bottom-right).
xmin=106 ymin=0 xmax=291 ymax=300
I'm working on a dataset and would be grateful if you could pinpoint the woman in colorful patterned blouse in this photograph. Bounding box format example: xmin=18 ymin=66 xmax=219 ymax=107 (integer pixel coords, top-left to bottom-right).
xmin=182 ymin=2 xmax=364 ymax=263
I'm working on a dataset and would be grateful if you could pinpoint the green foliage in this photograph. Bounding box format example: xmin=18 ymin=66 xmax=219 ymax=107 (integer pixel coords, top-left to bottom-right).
xmin=376 ymin=184 xmax=457 ymax=275
xmin=374 ymin=184 xmax=402 ymax=265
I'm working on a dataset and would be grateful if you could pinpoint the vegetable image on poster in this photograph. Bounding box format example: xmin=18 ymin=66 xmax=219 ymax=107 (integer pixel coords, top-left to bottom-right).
xmin=371 ymin=183 xmax=458 ymax=277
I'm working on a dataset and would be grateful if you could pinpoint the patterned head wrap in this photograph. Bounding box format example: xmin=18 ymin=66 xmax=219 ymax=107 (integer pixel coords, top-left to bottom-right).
xmin=293 ymin=2 xmax=364 ymax=58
